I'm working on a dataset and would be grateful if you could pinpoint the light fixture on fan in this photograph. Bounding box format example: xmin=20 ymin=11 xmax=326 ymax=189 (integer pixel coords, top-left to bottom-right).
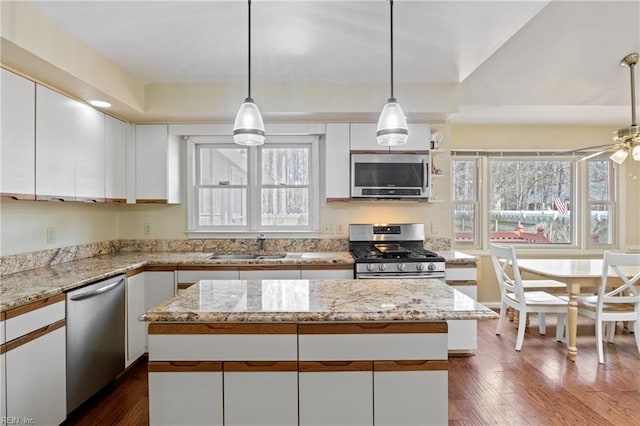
xmin=610 ymin=52 xmax=639 ymax=163
xmin=377 ymin=0 xmax=408 ymax=146
xmin=233 ymin=0 xmax=265 ymax=146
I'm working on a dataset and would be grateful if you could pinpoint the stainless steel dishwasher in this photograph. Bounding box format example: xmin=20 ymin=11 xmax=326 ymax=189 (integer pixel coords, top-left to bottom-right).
xmin=66 ymin=274 xmax=125 ymax=414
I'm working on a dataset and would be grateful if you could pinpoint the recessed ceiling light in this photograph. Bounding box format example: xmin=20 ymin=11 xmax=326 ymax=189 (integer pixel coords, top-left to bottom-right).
xmin=87 ymin=100 xmax=111 ymax=108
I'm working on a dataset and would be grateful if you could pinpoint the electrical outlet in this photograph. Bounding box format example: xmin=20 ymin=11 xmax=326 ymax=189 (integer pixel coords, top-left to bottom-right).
xmin=144 ymin=222 xmax=152 ymax=235
xmin=335 ymin=224 xmax=345 ymax=235
xmin=46 ymin=227 xmax=56 ymax=244
xmin=322 ymin=223 xmax=335 ymax=234
xmin=430 ymin=222 xmax=440 ymax=235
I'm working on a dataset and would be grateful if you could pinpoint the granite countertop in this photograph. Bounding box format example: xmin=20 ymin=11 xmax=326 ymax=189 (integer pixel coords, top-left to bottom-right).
xmin=141 ymin=278 xmax=497 ymax=323
xmin=0 ymin=250 xmax=476 ymax=313
xmin=0 ymin=251 xmax=354 ymax=312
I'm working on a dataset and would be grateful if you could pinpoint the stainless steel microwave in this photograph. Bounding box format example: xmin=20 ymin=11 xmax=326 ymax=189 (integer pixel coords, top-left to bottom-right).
xmin=350 ymin=153 xmax=431 ymax=199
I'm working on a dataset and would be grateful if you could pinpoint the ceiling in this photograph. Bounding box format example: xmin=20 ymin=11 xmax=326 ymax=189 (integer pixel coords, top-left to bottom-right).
xmin=13 ymin=1 xmax=640 ymax=125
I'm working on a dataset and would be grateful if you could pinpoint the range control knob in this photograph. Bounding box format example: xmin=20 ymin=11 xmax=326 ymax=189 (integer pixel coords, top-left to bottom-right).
xmin=366 ymin=264 xmax=375 ymax=272
xmin=397 ymin=263 xmax=406 ymax=271
xmin=416 ymin=263 xmax=425 ymax=271
xmin=428 ymin=263 xmax=436 ymax=271
xmin=378 ymin=264 xmax=387 ymax=272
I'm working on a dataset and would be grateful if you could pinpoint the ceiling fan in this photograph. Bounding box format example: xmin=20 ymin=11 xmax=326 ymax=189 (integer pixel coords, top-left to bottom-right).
xmin=563 ymin=52 xmax=640 ymax=164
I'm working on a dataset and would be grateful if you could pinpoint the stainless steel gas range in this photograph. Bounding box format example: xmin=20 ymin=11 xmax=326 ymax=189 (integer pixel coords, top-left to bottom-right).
xmin=349 ymin=223 xmax=445 ymax=279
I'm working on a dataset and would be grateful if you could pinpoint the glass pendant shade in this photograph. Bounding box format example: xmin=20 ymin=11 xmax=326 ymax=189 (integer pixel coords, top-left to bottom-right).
xmin=632 ymin=144 xmax=640 ymax=161
xmin=609 ymin=148 xmax=629 ymax=164
xmin=233 ymin=98 xmax=265 ymax=146
xmin=377 ymin=98 xmax=409 ymax=146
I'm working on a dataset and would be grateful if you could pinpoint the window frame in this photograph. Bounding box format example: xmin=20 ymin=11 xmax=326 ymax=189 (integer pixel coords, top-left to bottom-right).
xmin=451 ymin=155 xmax=481 ymax=248
xmin=186 ymin=135 xmax=320 ymax=237
xmin=451 ymin=151 xmax=619 ymax=251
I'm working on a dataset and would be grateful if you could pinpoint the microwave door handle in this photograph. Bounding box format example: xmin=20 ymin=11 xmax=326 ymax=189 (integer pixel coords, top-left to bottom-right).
xmin=422 ymin=158 xmax=428 ymax=190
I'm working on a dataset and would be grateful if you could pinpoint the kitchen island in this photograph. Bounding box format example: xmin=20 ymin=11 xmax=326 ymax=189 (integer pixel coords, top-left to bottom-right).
xmin=141 ymin=278 xmax=496 ymax=426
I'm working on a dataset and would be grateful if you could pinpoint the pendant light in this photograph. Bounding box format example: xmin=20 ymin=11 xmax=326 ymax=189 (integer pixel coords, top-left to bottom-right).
xmin=377 ymin=0 xmax=408 ymax=146
xmin=233 ymin=0 xmax=265 ymax=146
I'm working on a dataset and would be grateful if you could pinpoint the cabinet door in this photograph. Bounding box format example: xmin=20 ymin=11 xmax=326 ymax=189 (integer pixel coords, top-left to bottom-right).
xmin=350 ymin=123 xmax=431 ymax=151
xmin=75 ymin=102 xmax=105 ymax=201
xmin=145 ymin=271 xmax=176 ymax=310
xmin=224 ymin=368 xmax=298 ymax=426
xmin=135 ymin=125 xmax=181 ymax=203
xmin=447 ymin=285 xmax=478 ymax=351
xmin=374 ymin=368 xmax=448 ymax=426
xmin=0 ymin=317 xmax=5 ymax=419
xmin=325 ymin=123 xmax=350 ymax=199
xmin=126 ymin=273 xmax=146 ymax=367
xmin=1 ymin=69 xmax=35 ymax=199
xmin=104 ymin=115 xmax=127 ymax=203
xmin=177 ymin=269 xmax=240 ymax=288
xmin=6 ymin=326 xmax=66 ymax=425
xmin=238 ymin=269 xmax=301 ymax=280
xmin=299 ymin=367 xmax=373 ymax=426
xmin=35 ymin=85 xmax=76 ymax=200
xmin=149 ymin=371 xmax=223 ymax=426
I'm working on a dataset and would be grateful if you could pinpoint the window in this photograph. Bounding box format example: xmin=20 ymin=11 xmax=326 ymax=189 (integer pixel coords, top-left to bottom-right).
xmin=451 ymin=151 xmax=617 ymax=249
xmin=452 ymin=158 xmax=479 ymax=245
xmin=489 ymin=158 xmax=572 ymax=245
xmin=187 ymin=136 xmax=319 ymax=235
xmin=588 ymin=160 xmax=615 ymax=245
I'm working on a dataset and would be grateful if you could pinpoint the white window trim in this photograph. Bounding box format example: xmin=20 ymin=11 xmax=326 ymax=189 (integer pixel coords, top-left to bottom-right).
xmin=186 ymin=135 xmax=320 ymax=237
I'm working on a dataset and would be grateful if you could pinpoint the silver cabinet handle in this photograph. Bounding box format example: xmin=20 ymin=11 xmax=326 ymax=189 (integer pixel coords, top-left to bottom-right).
xmin=69 ymin=279 xmax=123 ymax=301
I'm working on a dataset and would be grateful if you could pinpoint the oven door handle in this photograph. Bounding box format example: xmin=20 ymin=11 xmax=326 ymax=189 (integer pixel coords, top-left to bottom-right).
xmin=357 ymin=273 xmax=445 ymax=279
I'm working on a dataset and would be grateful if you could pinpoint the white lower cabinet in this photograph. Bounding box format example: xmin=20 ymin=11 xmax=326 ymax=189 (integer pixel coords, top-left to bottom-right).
xmin=126 ymin=271 xmax=146 ymax=367
xmin=177 ymin=269 xmax=240 ymax=288
xmin=224 ymin=366 xmax=298 ymax=426
xmin=374 ymin=367 xmax=448 ymax=426
xmin=0 ymin=316 xmax=5 ymax=419
xmin=446 ymin=263 xmax=478 ymax=352
xmin=149 ymin=369 xmax=223 ymax=426
xmin=299 ymin=366 xmax=373 ymax=426
xmin=145 ymin=271 xmax=176 ymax=310
xmin=6 ymin=325 xmax=66 ymax=425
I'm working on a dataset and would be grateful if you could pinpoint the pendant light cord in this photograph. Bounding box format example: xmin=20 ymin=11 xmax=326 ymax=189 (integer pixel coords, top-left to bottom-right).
xmin=248 ymin=0 xmax=252 ymax=100
xmin=389 ymin=0 xmax=394 ymax=100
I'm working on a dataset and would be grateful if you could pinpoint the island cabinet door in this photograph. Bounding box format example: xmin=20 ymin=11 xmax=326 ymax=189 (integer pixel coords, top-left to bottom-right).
xmin=223 ymin=362 xmax=298 ymax=426
xmin=373 ymin=361 xmax=448 ymax=426
xmin=299 ymin=362 xmax=373 ymax=426
xmin=148 ymin=361 xmax=223 ymax=426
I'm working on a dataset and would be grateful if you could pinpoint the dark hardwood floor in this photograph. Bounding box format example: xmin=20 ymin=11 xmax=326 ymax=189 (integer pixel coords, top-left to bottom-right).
xmin=63 ymin=316 xmax=640 ymax=426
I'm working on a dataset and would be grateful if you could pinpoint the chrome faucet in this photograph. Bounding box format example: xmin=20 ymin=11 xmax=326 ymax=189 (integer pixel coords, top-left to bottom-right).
xmin=257 ymin=233 xmax=266 ymax=251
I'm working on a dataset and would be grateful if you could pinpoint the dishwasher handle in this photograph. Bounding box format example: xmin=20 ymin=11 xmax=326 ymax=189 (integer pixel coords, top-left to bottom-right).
xmin=69 ymin=278 xmax=124 ymax=301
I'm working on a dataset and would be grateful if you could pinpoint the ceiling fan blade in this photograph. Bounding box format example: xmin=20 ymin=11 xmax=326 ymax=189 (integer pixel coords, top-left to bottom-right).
xmin=554 ymin=144 xmax=615 ymax=155
xmin=576 ymin=149 xmax=611 ymax=162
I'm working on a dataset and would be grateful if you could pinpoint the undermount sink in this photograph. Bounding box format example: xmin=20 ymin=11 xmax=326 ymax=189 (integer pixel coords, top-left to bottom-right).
xmin=209 ymin=254 xmax=258 ymax=260
xmin=208 ymin=254 xmax=287 ymax=260
xmin=300 ymin=253 xmax=336 ymax=259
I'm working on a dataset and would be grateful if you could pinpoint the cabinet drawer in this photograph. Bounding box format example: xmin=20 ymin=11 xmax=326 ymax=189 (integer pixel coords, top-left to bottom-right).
xmin=148 ymin=323 xmax=297 ymax=361
xmin=5 ymin=295 xmax=65 ymax=341
xmin=445 ymin=267 xmax=477 ymax=282
xmin=177 ymin=269 xmax=239 ymax=284
xmin=298 ymin=322 xmax=447 ymax=361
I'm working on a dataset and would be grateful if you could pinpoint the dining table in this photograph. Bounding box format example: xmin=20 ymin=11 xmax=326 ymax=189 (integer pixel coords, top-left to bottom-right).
xmin=516 ymin=258 xmax=640 ymax=361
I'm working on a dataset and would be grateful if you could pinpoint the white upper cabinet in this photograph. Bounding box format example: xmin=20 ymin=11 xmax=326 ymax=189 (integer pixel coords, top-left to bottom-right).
xmin=104 ymin=115 xmax=128 ymax=203
xmin=75 ymin=102 xmax=105 ymax=202
xmin=1 ymin=69 xmax=35 ymax=200
xmin=135 ymin=124 xmax=181 ymax=204
xmin=349 ymin=123 xmax=431 ymax=151
xmin=35 ymin=85 xmax=77 ymax=200
xmin=324 ymin=123 xmax=351 ymax=200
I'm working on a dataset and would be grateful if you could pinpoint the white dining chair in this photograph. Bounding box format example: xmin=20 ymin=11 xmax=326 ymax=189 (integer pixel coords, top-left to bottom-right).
xmin=490 ymin=243 xmax=568 ymax=351
xmin=577 ymin=251 xmax=640 ymax=363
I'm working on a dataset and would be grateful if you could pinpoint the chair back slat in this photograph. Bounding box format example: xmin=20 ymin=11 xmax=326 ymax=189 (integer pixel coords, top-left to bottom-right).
xmin=489 ymin=243 xmax=525 ymax=299
xmin=598 ymin=252 xmax=640 ymax=311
